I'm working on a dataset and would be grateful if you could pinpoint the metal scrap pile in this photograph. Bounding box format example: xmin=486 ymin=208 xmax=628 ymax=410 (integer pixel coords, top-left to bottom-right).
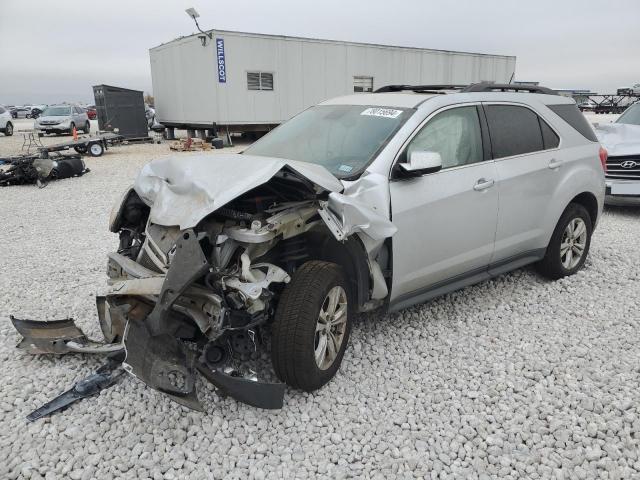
xmin=0 ymin=153 xmax=90 ymax=187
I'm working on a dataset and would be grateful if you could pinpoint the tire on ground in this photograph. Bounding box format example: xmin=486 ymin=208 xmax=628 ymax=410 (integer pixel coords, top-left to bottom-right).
xmin=537 ymin=202 xmax=593 ymax=280
xmin=271 ymin=260 xmax=352 ymax=392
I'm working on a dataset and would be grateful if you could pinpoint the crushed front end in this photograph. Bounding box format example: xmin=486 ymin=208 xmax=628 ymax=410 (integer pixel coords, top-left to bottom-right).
xmin=11 ymin=153 xmax=396 ymax=415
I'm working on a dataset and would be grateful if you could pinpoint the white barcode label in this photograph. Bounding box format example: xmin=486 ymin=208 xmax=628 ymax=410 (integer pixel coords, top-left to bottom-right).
xmin=360 ymin=107 xmax=402 ymax=119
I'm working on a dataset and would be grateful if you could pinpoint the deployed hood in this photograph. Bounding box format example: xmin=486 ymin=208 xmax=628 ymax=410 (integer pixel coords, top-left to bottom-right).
xmin=594 ymin=123 xmax=640 ymax=157
xmin=134 ymin=153 xmax=344 ymax=229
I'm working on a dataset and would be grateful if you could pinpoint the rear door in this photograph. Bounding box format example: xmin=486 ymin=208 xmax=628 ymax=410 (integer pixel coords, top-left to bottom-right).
xmin=389 ymin=104 xmax=499 ymax=306
xmin=484 ymin=103 xmax=562 ymax=266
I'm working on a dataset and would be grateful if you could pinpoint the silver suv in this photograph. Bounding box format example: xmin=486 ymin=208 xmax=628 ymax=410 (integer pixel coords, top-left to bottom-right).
xmin=14 ymin=84 xmax=606 ymax=410
xmin=34 ymin=104 xmax=90 ymax=135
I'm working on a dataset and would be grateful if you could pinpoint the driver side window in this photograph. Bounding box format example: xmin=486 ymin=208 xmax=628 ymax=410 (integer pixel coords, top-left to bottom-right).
xmin=406 ymin=106 xmax=483 ymax=169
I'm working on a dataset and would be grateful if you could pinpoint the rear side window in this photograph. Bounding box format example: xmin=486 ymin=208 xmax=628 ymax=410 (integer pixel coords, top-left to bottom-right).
xmin=485 ymin=105 xmax=543 ymax=158
xmin=548 ymin=104 xmax=598 ymax=142
xmin=0 ymin=107 xmax=5 ymax=114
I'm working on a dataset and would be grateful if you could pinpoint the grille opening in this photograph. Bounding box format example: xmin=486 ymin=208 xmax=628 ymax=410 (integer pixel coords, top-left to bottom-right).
xmin=605 ymin=156 xmax=640 ymax=180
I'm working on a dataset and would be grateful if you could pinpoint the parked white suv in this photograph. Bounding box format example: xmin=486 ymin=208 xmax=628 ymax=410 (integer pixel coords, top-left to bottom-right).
xmin=14 ymin=84 xmax=606 ymax=410
xmin=34 ymin=104 xmax=90 ymax=135
xmin=0 ymin=106 xmax=13 ymax=136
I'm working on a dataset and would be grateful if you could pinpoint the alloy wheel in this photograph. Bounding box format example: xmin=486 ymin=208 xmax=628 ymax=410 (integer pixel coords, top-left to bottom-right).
xmin=314 ymin=286 xmax=348 ymax=370
xmin=560 ymin=218 xmax=587 ymax=269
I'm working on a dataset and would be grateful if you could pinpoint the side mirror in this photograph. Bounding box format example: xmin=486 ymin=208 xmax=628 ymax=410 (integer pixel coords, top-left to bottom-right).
xmin=398 ymin=150 xmax=442 ymax=177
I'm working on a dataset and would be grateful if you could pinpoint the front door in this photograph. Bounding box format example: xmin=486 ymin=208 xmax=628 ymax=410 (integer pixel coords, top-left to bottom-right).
xmin=389 ymin=105 xmax=499 ymax=307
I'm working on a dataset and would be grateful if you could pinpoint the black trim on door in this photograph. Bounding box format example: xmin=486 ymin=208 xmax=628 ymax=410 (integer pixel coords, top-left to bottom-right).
xmin=477 ymin=105 xmax=493 ymax=161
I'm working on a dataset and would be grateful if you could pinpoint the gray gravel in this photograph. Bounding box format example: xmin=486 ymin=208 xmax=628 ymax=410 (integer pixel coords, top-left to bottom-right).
xmin=1 ymin=132 xmax=640 ymax=479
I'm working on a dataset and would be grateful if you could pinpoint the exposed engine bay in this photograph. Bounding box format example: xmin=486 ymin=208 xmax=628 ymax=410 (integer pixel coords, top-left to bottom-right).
xmin=11 ymin=153 xmax=396 ymax=416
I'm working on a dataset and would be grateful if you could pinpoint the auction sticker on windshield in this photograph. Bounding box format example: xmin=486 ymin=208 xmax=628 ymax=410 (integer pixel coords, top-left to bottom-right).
xmin=361 ymin=108 xmax=403 ymax=119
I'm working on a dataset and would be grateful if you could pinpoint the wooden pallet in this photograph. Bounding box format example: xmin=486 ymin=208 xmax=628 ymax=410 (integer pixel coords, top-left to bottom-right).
xmin=169 ymin=138 xmax=211 ymax=152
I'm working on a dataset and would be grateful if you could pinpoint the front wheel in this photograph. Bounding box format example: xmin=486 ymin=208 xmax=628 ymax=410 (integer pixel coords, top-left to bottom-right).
xmin=4 ymin=122 xmax=13 ymax=136
xmin=271 ymin=261 xmax=352 ymax=392
xmin=536 ymin=203 xmax=592 ymax=279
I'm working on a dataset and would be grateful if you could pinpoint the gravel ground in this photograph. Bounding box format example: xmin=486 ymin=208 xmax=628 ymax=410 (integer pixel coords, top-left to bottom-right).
xmin=1 ymin=128 xmax=639 ymax=480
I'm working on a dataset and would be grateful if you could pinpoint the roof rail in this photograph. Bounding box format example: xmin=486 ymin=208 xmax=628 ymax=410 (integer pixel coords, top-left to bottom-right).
xmin=374 ymin=85 xmax=466 ymax=93
xmin=461 ymin=83 xmax=558 ymax=95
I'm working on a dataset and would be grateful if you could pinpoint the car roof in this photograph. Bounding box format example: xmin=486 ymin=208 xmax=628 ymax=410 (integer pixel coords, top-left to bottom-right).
xmin=321 ymin=91 xmax=575 ymax=109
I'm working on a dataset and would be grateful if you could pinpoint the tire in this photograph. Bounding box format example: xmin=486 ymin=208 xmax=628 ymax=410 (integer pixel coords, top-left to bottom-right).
xmin=83 ymin=121 xmax=90 ymax=133
xmin=69 ymin=122 xmax=75 ymax=135
xmin=4 ymin=122 xmax=13 ymax=136
xmin=536 ymin=203 xmax=592 ymax=280
xmin=88 ymin=142 xmax=104 ymax=157
xmin=271 ymin=261 xmax=352 ymax=392
xmin=74 ymin=145 xmax=87 ymax=154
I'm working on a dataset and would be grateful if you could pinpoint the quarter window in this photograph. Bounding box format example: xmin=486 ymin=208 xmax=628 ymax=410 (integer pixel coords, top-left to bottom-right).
xmin=247 ymin=72 xmax=274 ymax=91
xmin=405 ymin=106 xmax=484 ymax=169
xmin=548 ymin=104 xmax=598 ymax=141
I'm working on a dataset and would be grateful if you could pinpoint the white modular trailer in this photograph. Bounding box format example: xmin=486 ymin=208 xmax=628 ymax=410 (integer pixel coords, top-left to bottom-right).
xmin=149 ymin=30 xmax=516 ymax=132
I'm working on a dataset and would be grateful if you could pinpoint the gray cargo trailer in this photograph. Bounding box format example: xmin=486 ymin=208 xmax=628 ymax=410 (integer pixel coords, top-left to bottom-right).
xmin=149 ymin=30 xmax=516 ymax=136
xmin=93 ymin=85 xmax=149 ymax=139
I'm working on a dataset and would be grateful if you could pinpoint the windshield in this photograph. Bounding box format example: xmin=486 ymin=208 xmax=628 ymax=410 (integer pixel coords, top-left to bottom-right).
xmin=42 ymin=106 xmax=71 ymax=117
xmin=244 ymin=105 xmax=413 ymax=177
xmin=617 ymin=104 xmax=640 ymax=126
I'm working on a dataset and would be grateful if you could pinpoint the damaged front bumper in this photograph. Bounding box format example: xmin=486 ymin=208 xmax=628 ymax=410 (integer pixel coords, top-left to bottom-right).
xmin=11 ymin=229 xmax=285 ymax=419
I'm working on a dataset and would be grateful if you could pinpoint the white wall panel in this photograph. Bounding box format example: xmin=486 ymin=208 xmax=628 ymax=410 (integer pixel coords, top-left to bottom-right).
xmin=150 ymin=31 xmax=516 ymax=126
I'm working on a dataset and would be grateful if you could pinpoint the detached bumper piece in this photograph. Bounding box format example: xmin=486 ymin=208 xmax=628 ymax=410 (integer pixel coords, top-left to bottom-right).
xmin=27 ymin=353 xmax=125 ymax=422
xmin=10 ymin=315 xmax=124 ymax=355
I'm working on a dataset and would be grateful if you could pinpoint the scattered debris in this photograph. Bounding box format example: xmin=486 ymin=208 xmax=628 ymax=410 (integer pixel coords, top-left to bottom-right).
xmin=169 ymin=137 xmax=211 ymax=151
xmin=0 ymin=153 xmax=90 ymax=187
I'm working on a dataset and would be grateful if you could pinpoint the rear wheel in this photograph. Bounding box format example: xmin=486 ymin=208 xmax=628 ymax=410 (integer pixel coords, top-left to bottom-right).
xmin=4 ymin=122 xmax=13 ymax=136
xmin=82 ymin=121 xmax=90 ymax=133
xmin=537 ymin=203 xmax=592 ymax=279
xmin=69 ymin=122 xmax=75 ymax=135
xmin=271 ymin=261 xmax=352 ymax=392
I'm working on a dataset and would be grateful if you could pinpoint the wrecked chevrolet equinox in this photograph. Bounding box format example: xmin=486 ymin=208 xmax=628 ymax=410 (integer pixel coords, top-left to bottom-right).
xmin=13 ymin=84 xmax=606 ymax=415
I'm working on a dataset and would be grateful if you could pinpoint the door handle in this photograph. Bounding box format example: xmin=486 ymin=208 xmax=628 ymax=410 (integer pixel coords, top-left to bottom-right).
xmin=548 ymin=158 xmax=563 ymax=169
xmin=473 ymin=178 xmax=494 ymax=191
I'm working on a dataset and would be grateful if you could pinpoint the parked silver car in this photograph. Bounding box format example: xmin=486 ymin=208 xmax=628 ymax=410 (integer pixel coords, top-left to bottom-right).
xmin=595 ymin=102 xmax=640 ymax=205
xmin=0 ymin=106 xmax=14 ymax=136
xmin=34 ymin=104 xmax=90 ymax=135
xmin=14 ymin=84 xmax=605 ymax=410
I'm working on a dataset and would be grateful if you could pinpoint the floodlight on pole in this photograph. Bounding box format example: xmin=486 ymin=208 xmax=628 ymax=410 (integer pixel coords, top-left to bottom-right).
xmin=185 ymin=7 xmax=212 ymax=46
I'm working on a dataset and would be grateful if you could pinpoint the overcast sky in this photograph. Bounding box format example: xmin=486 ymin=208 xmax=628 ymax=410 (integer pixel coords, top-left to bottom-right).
xmin=0 ymin=0 xmax=638 ymax=105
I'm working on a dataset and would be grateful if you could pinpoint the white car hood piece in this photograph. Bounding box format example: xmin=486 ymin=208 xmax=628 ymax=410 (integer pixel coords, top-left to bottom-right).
xmin=594 ymin=123 xmax=640 ymax=156
xmin=134 ymin=153 xmax=344 ymax=229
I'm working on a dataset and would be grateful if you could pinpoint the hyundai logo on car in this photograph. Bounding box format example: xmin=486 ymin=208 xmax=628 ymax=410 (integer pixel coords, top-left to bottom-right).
xmin=216 ymin=38 xmax=226 ymax=83
xmin=621 ymin=160 xmax=638 ymax=169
